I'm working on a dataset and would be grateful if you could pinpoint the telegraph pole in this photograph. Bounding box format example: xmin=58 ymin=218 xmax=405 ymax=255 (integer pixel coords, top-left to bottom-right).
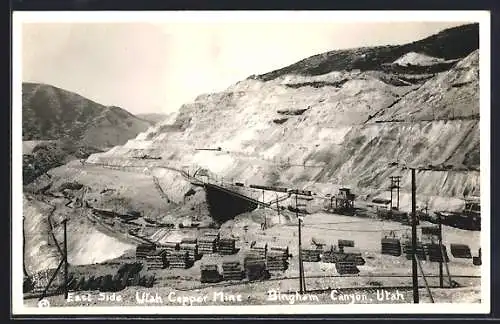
xmin=63 ymin=218 xmax=68 ymax=299
xmin=437 ymin=212 xmax=444 ymax=288
xmin=296 ymin=192 xmax=304 ymax=294
xmin=411 ymin=169 xmax=419 ymax=303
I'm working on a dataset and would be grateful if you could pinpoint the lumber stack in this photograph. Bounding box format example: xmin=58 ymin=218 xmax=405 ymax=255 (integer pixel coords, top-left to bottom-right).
xmin=166 ymin=251 xmax=191 ymax=269
xmin=198 ymin=235 xmax=218 ymax=255
xmin=270 ymin=246 xmax=289 ymax=259
xmin=250 ymin=242 xmax=268 ymax=258
xmin=200 ymin=264 xmax=221 ymax=283
xmin=179 ymin=242 xmax=198 ymax=261
xmin=335 ymin=261 xmax=360 ymax=275
xmin=145 ymin=250 xmax=168 ymax=270
xmin=425 ymin=243 xmax=450 ymax=262
xmin=301 ymin=247 xmax=321 ymax=262
xmin=135 ymin=243 xmax=157 ymax=260
xmin=222 ymin=260 xmax=244 ymax=281
xmin=450 ymin=244 xmax=472 ymax=259
xmin=244 ymin=259 xmax=268 ymax=281
xmin=380 ymin=238 xmax=402 ymax=256
xmin=218 ymin=238 xmax=237 ymax=255
xmin=338 ymin=239 xmax=355 ymax=248
xmin=158 ymin=242 xmax=180 ymax=253
xmin=402 ymin=242 xmax=426 ymax=260
xmin=266 ymin=250 xmax=289 ymax=271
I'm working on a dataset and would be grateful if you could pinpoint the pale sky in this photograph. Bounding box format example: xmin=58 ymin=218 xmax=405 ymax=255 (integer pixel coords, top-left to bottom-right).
xmin=22 ymin=21 xmax=467 ymax=115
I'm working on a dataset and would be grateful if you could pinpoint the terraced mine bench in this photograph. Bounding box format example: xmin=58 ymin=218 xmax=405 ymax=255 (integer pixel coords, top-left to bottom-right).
xmin=167 ymin=251 xmax=192 ymax=269
xmin=266 ymin=250 xmax=289 ymax=271
xmin=200 ymin=264 xmax=221 ymax=283
xmin=218 ymin=238 xmax=237 ymax=255
xmin=450 ymin=244 xmax=472 ymax=258
xmin=301 ymin=246 xmax=321 ymax=262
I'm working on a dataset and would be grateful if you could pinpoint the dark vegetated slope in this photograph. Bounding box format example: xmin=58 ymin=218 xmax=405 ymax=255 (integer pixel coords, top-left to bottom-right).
xmin=22 ymin=83 xmax=152 ymax=149
xmin=23 ymin=140 xmax=103 ymax=185
xmin=254 ymin=23 xmax=478 ymax=81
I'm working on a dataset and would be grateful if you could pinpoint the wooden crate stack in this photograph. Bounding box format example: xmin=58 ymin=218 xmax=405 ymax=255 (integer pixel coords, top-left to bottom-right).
xmin=425 ymin=243 xmax=450 ymax=262
xmin=450 ymin=244 xmax=472 ymax=259
xmin=266 ymin=250 xmax=288 ymax=271
xmin=222 ymin=260 xmax=244 ymax=281
xmin=179 ymin=242 xmax=198 ymax=261
xmin=381 ymin=237 xmax=402 ymax=256
xmin=136 ymin=243 xmax=157 ymax=260
xmin=218 ymin=238 xmax=237 ymax=255
xmin=200 ymin=264 xmax=221 ymax=283
xmin=403 ymin=241 xmax=426 ymax=260
xmin=145 ymin=249 xmax=168 ymax=270
xmin=301 ymin=246 xmax=321 ymax=262
xmin=335 ymin=261 xmax=360 ymax=275
xmin=166 ymin=250 xmax=191 ymax=269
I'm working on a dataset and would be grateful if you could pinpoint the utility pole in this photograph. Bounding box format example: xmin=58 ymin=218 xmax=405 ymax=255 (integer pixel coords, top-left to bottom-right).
xmin=63 ymin=218 xmax=68 ymax=300
xmin=437 ymin=212 xmax=444 ymax=288
xmin=411 ymin=169 xmax=419 ymax=303
xmin=296 ymin=192 xmax=304 ymax=294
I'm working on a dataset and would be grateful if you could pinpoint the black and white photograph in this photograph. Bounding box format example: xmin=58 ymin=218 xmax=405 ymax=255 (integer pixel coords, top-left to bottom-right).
xmin=12 ymin=10 xmax=490 ymax=315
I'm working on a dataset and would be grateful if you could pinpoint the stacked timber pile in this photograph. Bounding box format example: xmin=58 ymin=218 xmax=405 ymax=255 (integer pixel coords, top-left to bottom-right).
xmin=425 ymin=243 xmax=450 ymax=262
xmin=222 ymin=259 xmax=244 ymax=281
xmin=301 ymin=246 xmax=321 ymax=262
xmin=473 ymin=248 xmax=482 ymax=266
xmin=243 ymin=254 xmax=268 ymax=281
xmin=135 ymin=243 xmax=157 ymax=260
xmin=200 ymin=264 xmax=221 ymax=283
xmin=218 ymin=238 xmax=237 ymax=255
xmin=342 ymin=247 xmax=366 ymax=266
xmin=266 ymin=250 xmax=289 ymax=271
xmin=450 ymin=244 xmax=472 ymax=258
xmin=403 ymin=241 xmax=427 ymax=260
xmin=158 ymin=242 xmax=179 ymax=253
xmin=335 ymin=261 xmax=360 ymax=275
xmin=270 ymin=245 xmax=289 ymax=258
xmin=250 ymin=241 xmax=268 ymax=258
xmin=167 ymin=251 xmax=191 ymax=269
xmin=179 ymin=242 xmax=199 ymax=261
xmin=321 ymin=246 xmax=340 ymax=263
xmin=198 ymin=235 xmax=218 ymax=255
xmin=381 ymin=237 xmax=402 ymax=256
xmin=145 ymin=249 xmax=168 ymax=270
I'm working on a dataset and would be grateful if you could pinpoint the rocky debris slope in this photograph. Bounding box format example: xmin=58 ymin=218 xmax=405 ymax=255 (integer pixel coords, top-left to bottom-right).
xmin=22 ymin=82 xmax=153 ymax=150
